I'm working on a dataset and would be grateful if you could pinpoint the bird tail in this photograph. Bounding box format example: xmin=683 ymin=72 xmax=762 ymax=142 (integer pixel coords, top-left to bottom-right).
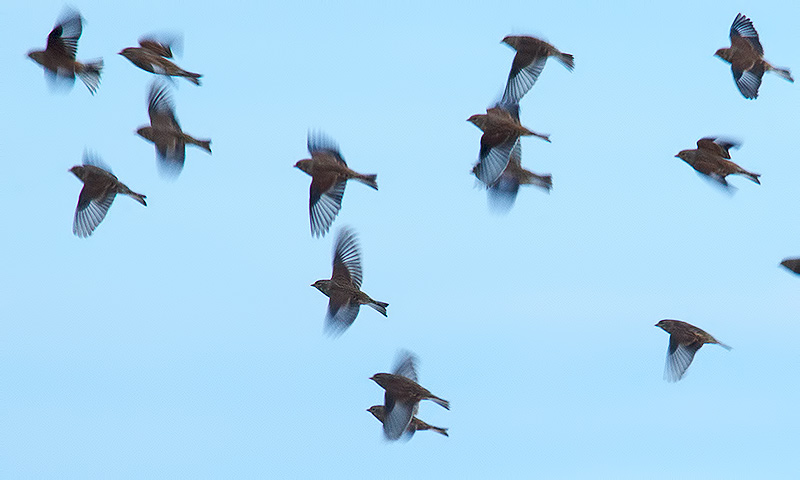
xmin=519 ymin=128 xmax=551 ymax=143
xmin=77 ymin=59 xmax=103 ymax=94
xmin=557 ymin=52 xmax=575 ymax=71
xmin=770 ymin=65 xmax=794 ymax=82
xmin=430 ymin=426 xmax=449 ymax=437
xmin=357 ymin=174 xmax=379 ymax=190
xmin=717 ymin=341 xmax=733 ymax=351
xmin=186 ymin=135 xmax=212 ymax=154
xmin=368 ymin=300 xmax=388 ymax=317
xmin=183 ymin=71 xmax=202 ymax=86
xmin=429 ymin=395 xmax=450 ymax=410
xmin=739 ymin=170 xmax=761 ymax=185
xmin=525 ymin=173 xmax=553 ymax=191
xmin=122 ymin=189 xmax=147 ymax=206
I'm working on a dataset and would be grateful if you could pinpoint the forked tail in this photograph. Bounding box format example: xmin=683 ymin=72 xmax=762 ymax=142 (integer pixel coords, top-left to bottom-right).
xmin=558 ymin=52 xmax=575 ymax=71
xmin=770 ymin=65 xmax=794 ymax=83
xmin=368 ymin=300 xmax=388 ymax=317
xmin=78 ymin=59 xmax=103 ymax=94
xmin=358 ymin=174 xmax=379 ymax=190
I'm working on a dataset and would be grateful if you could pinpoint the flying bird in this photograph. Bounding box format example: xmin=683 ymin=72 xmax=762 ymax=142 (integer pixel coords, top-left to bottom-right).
xmin=294 ymin=132 xmax=378 ymax=238
xmin=370 ymin=351 xmax=449 ymax=441
xmin=468 ymin=102 xmax=549 ymax=186
xmin=119 ymin=36 xmax=202 ymax=85
xmin=780 ymin=258 xmax=800 ymax=275
xmin=675 ymin=137 xmax=760 ymax=188
xmin=136 ymin=80 xmax=211 ymax=178
xmin=69 ymin=153 xmax=146 ymax=238
xmin=655 ymin=319 xmax=731 ymax=382
xmin=715 ymin=13 xmax=793 ymax=99
xmin=27 ymin=8 xmax=103 ymax=94
xmin=311 ymin=227 xmax=387 ymax=336
xmin=367 ymin=406 xmax=449 ymax=438
xmin=501 ymin=35 xmax=574 ymax=104
xmin=473 ymin=140 xmax=552 ymax=213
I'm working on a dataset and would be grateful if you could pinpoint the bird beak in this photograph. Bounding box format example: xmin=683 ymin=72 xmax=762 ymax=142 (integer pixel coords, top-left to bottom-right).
xmin=674 ymin=154 xmax=680 ymax=158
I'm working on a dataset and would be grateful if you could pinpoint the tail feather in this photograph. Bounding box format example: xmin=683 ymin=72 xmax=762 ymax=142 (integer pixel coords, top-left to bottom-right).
xmin=771 ymin=66 xmax=793 ymax=82
xmin=190 ymin=138 xmax=212 ymax=154
xmin=431 ymin=426 xmax=449 ymax=437
xmin=358 ymin=174 xmax=378 ymax=190
xmin=740 ymin=170 xmax=761 ymax=185
xmin=558 ymin=52 xmax=575 ymax=71
xmin=184 ymin=72 xmax=202 ymax=86
xmin=368 ymin=301 xmax=388 ymax=317
xmin=77 ymin=60 xmax=103 ymax=94
xmin=717 ymin=341 xmax=733 ymax=351
xmin=127 ymin=192 xmax=147 ymax=206
xmin=429 ymin=395 xmax=450 ymax=410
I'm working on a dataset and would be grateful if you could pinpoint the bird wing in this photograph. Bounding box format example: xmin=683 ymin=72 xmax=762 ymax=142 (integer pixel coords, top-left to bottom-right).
xmin=308 ymin=132 xmax=346 ymax=165
xmin=730 ymin=13 xmax=763 ymax=55
xmin=382 ymin=392 xmax=415 ymax=441
xmin=664 ymin=336 xmax=702 ymax=382
xmin=487 ymin=141 xmax=522 ymax=213
xmin=309 ymin=175 xmax=346 ymax=238
xmin=73 ymin=184 xmax=115 ymax=238
xmin=332 ymin=227 xmax=362 ymax=288
xmin=730 ymin=62 xmax=764 ymax=100
xmin=324 ymin=294 xmax=360 ymax=336
xmin=392 ymin=351 xmax=419 ymax=382
xmin=473 ymin=135 xmax=518 ymax=186
xmin=139 ymin=38 xmax=174 ymax=58
xmin=147 ymin=81 xmax=181 ymax=130
xmin=47 ymin=10 xmax=82 ymax=60
xmin=502 ymin=54 xmax=547 ymax=104
xmin=696 ymin=138 xmax=734 ymax=158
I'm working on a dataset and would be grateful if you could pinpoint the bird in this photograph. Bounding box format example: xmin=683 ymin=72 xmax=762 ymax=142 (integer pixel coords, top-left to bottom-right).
xmin=370 ymin=351 xmax=449 ymax=441
xmin=367 ymin=406 xmax=449 ymax=437
xmin=675 ymin=137 xmax=760 ymax=188
xmin=655 ymin=319 xmax=731 ymax=382
xmin=136 ymin=80 xmax=211 ymax=178
xmin=472 ymin=139 xmax=552 ymax=213
xmin=468 ymin=102 xmax=549 ymax=186
xmin=311 ymin=226 xmax=387 ymax=336
xmin=715 ymin=13 xmax=793 ymax=99
xmin=294 ymin=132 xmax=378 ymax=238
xmin=27 ymin=8 xmax=103 ymax=94
xmin=119 ymin=36 xmax=202 ymax=85
xmin=69 ymin=153 xmax=146 ymax=238
xmin=501 ymin=35 xmax=574 ymax=104
xmin=779 ymin=258 xmax=800 ymax=275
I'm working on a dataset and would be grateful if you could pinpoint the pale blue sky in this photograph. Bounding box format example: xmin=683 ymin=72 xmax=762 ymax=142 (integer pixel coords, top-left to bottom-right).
xmin=2 ymin=0 xmax=799 ymax=478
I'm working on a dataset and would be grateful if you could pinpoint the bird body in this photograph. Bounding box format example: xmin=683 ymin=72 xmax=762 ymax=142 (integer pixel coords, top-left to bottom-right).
xmin=676 ymin=137 xmax=760 ymax=188
xmin=119 ymin=37 xmax=202 ymax=85
xmin=501 ymin=35 xmax=574 ymax=104
xmin=655 ymin=319 xmax=731 ymax=382
xmin=367 ymin=405 xmax=448 ymax=437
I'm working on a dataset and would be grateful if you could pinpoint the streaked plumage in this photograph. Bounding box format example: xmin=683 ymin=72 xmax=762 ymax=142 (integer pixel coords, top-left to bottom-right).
xmin=311 ymin=227 xmax=387 ymax=336
xmin=370 ymin=351 xmax=449 ymax=441
xmin=119 ymin=36 xmax=202 ymax=85
xmin=655 ymin=319 xmax=731 ymax=382
xmin=69 ymin=153 xmax=146 ymax=238
xmin=501 ymin=35 xmax=574 ymax=104
xmin=27 ymin=9 xmax=103 ymax=94
xmin=675 ymin=137 xmax=760 ymax=188
xmin=715 ymin=13 xmax=793 ymax=99
xmin=136 ymin=80 xmax=211 ymax=178
xmin=294 ymin=132 xmax=378 ymax=238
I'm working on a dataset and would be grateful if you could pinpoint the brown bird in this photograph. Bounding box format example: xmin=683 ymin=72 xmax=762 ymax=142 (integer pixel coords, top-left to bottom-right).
xmin=311 ymin=226 xmax=387 ymax=336
xmin=675 ymin=137 xmax=760 ymax=188
xmin=780 ymin=258 xmax=800 ymax=275
xmin=367 ymin=406 xmax=449 ymax=438
xmin=468 ymin=102 xmax=550 ymax=186
xmin=501 ymin=35 xmax=574 ymax=104
xmin=119 ymin=36 xmax=202 ymax=85
xmin=370 ymin=351 xmax=449 ymax=441
xmin=655 ymin=319 xmax=731 ymax=382
xmin=715 ymin=13 xmax=793 ymax=99
xmin=473 ymin=140 xmax=552 ymax=213
xmin=69 ymin=153 xmax=147 ymax=238
xmin=294 ymin=132 xmax=378 ymax=237
xmin=27 ymin=9 xmax=103 ymax=94
xmin=136 ymin=80 xmax=211 ymax=178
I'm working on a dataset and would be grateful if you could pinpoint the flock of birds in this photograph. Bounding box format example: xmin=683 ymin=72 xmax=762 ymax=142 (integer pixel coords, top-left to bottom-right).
xmin=25 ymin=7 xmax=800 ymax=441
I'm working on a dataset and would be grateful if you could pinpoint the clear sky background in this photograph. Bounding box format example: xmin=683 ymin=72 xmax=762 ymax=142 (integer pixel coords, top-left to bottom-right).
xmin=2 ymin=0 xmax=799 ymax=478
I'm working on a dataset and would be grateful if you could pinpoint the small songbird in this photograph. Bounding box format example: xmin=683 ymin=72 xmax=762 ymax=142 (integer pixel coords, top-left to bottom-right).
xmin=27 ymin=8 xmax=103 ymax=94
xmin=370 ymin=351 xmax=449 ymax=441
xmin=69 ymin=153 xmax=147 ymax=238
xmin=468 ymin=102 xmax=549 ymax=186
xmin=119 ymin=36 xmax=202 ymax=85
xmin=715 ymin=13 xmax=793 ymax=99
xmin=655 ymin=319 xmax=731 ymax=382
xmin=367 ymin=406 xmax=449 ymax=437
xmin=311 ymin=227 xmax=387 ymax=336
xmin=136 ymin=80 xmax=211 ymax=178
xmin=780 ymin=258 xmax=800 ymax=275
xmin=675 ymin=137 xmax=760 ymax=188
xmin=501 ymin=35 xmax=574 ymax=104
xmin=294 ymin=132 xmax=378 ymax=238
xmin=473 ymin=140 xmax=552 ymax=213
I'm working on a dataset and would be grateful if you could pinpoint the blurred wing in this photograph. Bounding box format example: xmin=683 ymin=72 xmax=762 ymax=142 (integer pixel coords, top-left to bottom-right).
xmin=731 ymin=64 xmax=763 ymax=99
xmin=487 ymin=172 xmax=521 ymax=214
xmin=73 ymin=188 xmax=115 ymax=238
xmin=155 ymin=139 xmax=186 ymax=179
xmin=82 ymin=151 xmax=113 ymax=173
xmin=664 ymin=338 xmax=702 ymax=382
xmin=147 ymin=81 xmax=180 ymax=130
xmin=48 ymin=10 xmax=82 ymax=59
xmin=730 ymin=13 xmax=763 ymax=54
xmin=332 ymin=227 xmax=362 ymax=287
xmin=474 ymin=137 xmax=517 ymax=186
xmin=502 ymin=55 xmax=547 ymax=104
xmin=138 ymin=36 xmax=178 ymax=58
xmin=324 ymin=295 xmax=360 ymax=336
xmin=392 ymin=351 xmax=418 ymax=382
xmin=308 ymin=132 xmax=346 ymax=165
xmin=382 ymin=394 xmax=414 ymax=441
xmin=309 ymin=177 xmax=345 ymax=238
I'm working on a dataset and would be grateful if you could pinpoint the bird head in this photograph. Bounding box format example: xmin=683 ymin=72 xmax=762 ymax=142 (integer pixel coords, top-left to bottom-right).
xmin=501 ymin=35 xmax=520 ymax=49
xmin=714 ymin=48 xmax=732 ymax=62
xmin=136 ymin=126 xmax=155 ymax=142
xmin=118 ymin=48 xmax=136 ymax=60
xmin=310 ymin=279 xmax=329 ymax=294
xmin=467 ymin=114 xmax=488 ymax=131
xmin=69 ymin=165 xmax=86 ymax=180
xmin=294 ymin=159 xmax=313 ymax=175
xmin=27 ymin=50 xmax=45 ymax=64
xmin=366 ymin=405 xmax=384 ymax=420
xmin=655 ymin=319 xmax=675 ymax=333
xmin=369 ymin=373 xmax=391 ymax=388
xmin=675 ymin=150 xmax=693 ymax=163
